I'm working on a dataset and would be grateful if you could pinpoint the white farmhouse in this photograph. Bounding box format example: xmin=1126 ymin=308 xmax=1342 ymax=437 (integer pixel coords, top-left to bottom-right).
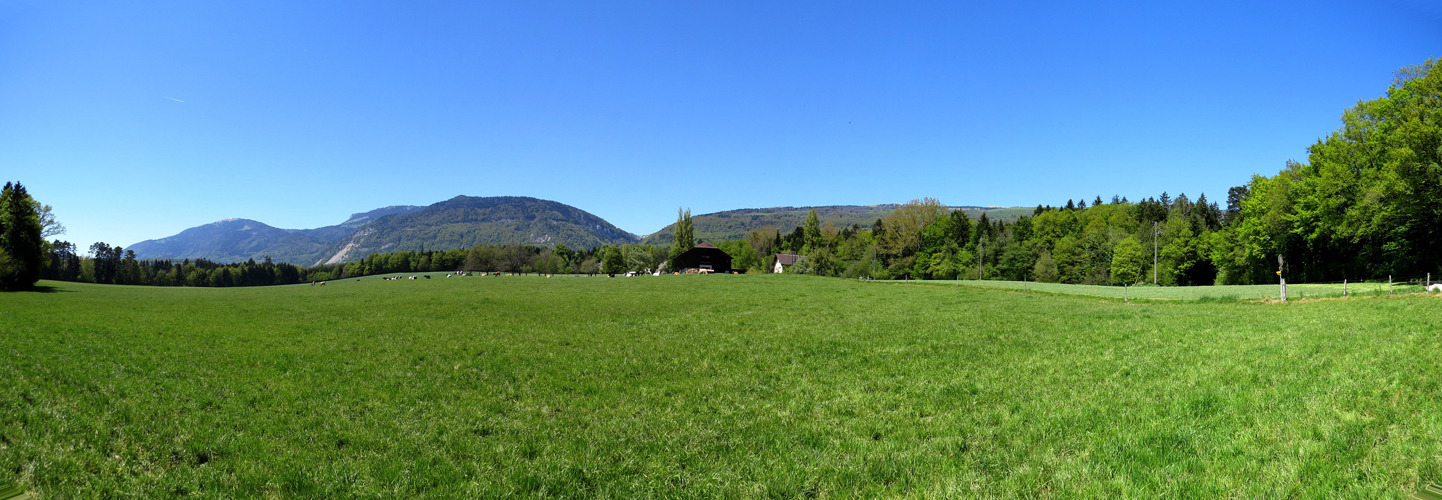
xmin=772 ymin=254 xmax=802 ymax=273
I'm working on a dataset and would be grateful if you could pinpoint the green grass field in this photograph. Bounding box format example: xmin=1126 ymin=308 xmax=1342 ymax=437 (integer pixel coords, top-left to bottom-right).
xmin=901 ymin=279 xmax=1428 ymax=301
xmin=3 ymin=275 xmax=1442 ymax=497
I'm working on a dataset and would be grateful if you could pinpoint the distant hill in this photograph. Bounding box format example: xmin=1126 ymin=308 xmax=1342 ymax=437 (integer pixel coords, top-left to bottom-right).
xmin=639 ymin=205 xmax=1029 ymax=245
xmin=128 ymin=205 xmax=427 ymax=265
xmin=127 ymin=218 xmax=303 ymax=264
xmin=316 ymin=196 xmax=638 ymax=264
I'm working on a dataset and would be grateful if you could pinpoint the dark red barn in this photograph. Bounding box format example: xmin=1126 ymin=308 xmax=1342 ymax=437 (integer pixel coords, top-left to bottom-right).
xmin=674 ymin=241 xmax=732 ymax=273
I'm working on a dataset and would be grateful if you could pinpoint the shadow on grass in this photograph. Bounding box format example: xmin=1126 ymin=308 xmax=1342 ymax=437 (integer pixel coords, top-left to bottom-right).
xmin=4 ymin=284 xmax=70 ymax=293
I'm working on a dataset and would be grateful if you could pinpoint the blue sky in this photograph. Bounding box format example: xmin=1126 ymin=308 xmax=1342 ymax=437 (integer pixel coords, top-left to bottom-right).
xmin=3 ymin=1 xmax=1438 ymax=249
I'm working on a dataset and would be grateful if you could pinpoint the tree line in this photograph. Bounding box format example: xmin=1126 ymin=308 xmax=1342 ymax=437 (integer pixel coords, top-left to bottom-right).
xmin=38 ymin=240 xmax=687 ymax=287
xmin=44 ymin=243 xmax=316 ymax=287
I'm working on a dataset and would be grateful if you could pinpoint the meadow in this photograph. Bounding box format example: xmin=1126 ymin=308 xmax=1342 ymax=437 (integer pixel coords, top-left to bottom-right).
xmin=2 ymin=275 xmax=1442 ymax=497
xmin=907 ymin=279 xmax=1427 ymax=301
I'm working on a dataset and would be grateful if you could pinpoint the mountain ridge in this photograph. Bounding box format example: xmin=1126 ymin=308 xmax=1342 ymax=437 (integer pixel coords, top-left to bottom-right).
xmin=127 ymin=197 xmax=637 ymax=265
xmin=314 ymin=196 xmax=638 ymax=264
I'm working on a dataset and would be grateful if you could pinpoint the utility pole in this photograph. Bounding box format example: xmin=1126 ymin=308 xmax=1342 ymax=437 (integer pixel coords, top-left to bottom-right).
xmin=978 ymin=242 xmax=984 ymax=280
xmin=1153 ymin=221 xmax=1159 ymax=285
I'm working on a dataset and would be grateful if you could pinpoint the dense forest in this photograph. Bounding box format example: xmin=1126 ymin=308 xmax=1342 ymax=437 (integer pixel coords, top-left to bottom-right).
xmin=18 ymin=59 xmax=1442 ymax=290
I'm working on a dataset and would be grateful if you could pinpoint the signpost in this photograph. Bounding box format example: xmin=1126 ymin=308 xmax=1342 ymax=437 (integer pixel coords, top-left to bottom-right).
xmin=1278 ymin=254 xmax=1286 ymax=302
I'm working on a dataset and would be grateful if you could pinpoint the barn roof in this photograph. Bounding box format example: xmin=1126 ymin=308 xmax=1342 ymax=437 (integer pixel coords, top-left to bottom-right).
xmin=774 ymin=254 xmax=801 ymax=266
xmin=695 ymin=241 xmax=719 ymax=249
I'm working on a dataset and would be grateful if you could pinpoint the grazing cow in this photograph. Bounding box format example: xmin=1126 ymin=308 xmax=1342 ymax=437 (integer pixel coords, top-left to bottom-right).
xmin=319 ymin=281 xmax=326 ymax=286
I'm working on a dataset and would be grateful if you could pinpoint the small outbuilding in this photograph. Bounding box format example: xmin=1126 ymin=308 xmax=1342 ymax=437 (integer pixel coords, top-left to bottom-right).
xmin=772 ymin=254 xmax=802 ymax=273
xmin=675 ymin=241 xmax=733 ymax=273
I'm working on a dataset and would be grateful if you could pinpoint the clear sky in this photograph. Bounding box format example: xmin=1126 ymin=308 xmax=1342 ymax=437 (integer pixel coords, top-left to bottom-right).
xmin=3 ymin=1 xmax=1439 ymax=249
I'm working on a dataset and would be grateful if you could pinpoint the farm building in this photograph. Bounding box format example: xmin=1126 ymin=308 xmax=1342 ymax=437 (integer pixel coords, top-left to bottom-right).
xmin=772 ymin=254 xmax=802 ymax=273
xmin=675 ymin=241 xmax=733 ymax=273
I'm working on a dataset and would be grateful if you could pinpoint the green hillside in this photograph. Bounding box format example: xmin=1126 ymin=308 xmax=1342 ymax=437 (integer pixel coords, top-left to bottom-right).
xmin=125 ymin=219 xmax=321 ymax=264
xmin=316 ymin=196 xmax=637 ymax=264
xmin=641 ymin=205 xmax=1029 ymax=245
xmin=5 ymin=276 xmax=1441 ymax=496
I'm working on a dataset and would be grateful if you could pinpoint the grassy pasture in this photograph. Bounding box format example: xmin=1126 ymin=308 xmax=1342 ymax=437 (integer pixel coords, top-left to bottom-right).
xmin=906 ymin=279 xmax=1428 ymax=301
xmin=3 ymin=275 xmax=1442 ymax=497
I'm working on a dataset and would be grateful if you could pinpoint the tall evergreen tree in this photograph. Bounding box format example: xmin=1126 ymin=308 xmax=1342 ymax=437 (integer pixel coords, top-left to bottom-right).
xmin=972 ymin=212 xmax=992 ymax=245
xmin=949 ymin=209 xmax=974 ymax=246
xmin=0 ymin=182 xmax=45 ymax=290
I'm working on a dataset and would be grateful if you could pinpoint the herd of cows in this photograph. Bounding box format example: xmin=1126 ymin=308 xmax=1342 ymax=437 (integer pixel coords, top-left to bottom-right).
xmin=306 ymin=269 xmax=727 ymax=287
xmin=374 ymin=271 xmax=559 ymax=281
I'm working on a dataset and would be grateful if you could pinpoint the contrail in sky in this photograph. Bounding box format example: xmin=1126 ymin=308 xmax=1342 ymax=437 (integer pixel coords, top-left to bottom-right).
xmin=163 ymin=97 xmax=184 ymax=103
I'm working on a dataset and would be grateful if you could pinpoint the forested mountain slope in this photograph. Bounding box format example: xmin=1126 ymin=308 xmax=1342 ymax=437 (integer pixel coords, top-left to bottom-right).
xmin=316 ymin=196 xmax=638 ymax=264
xmin=126 ymin=218 xmax=303 ymax=264
xmin=640 ymin=205 xmax=1027 ymax=245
